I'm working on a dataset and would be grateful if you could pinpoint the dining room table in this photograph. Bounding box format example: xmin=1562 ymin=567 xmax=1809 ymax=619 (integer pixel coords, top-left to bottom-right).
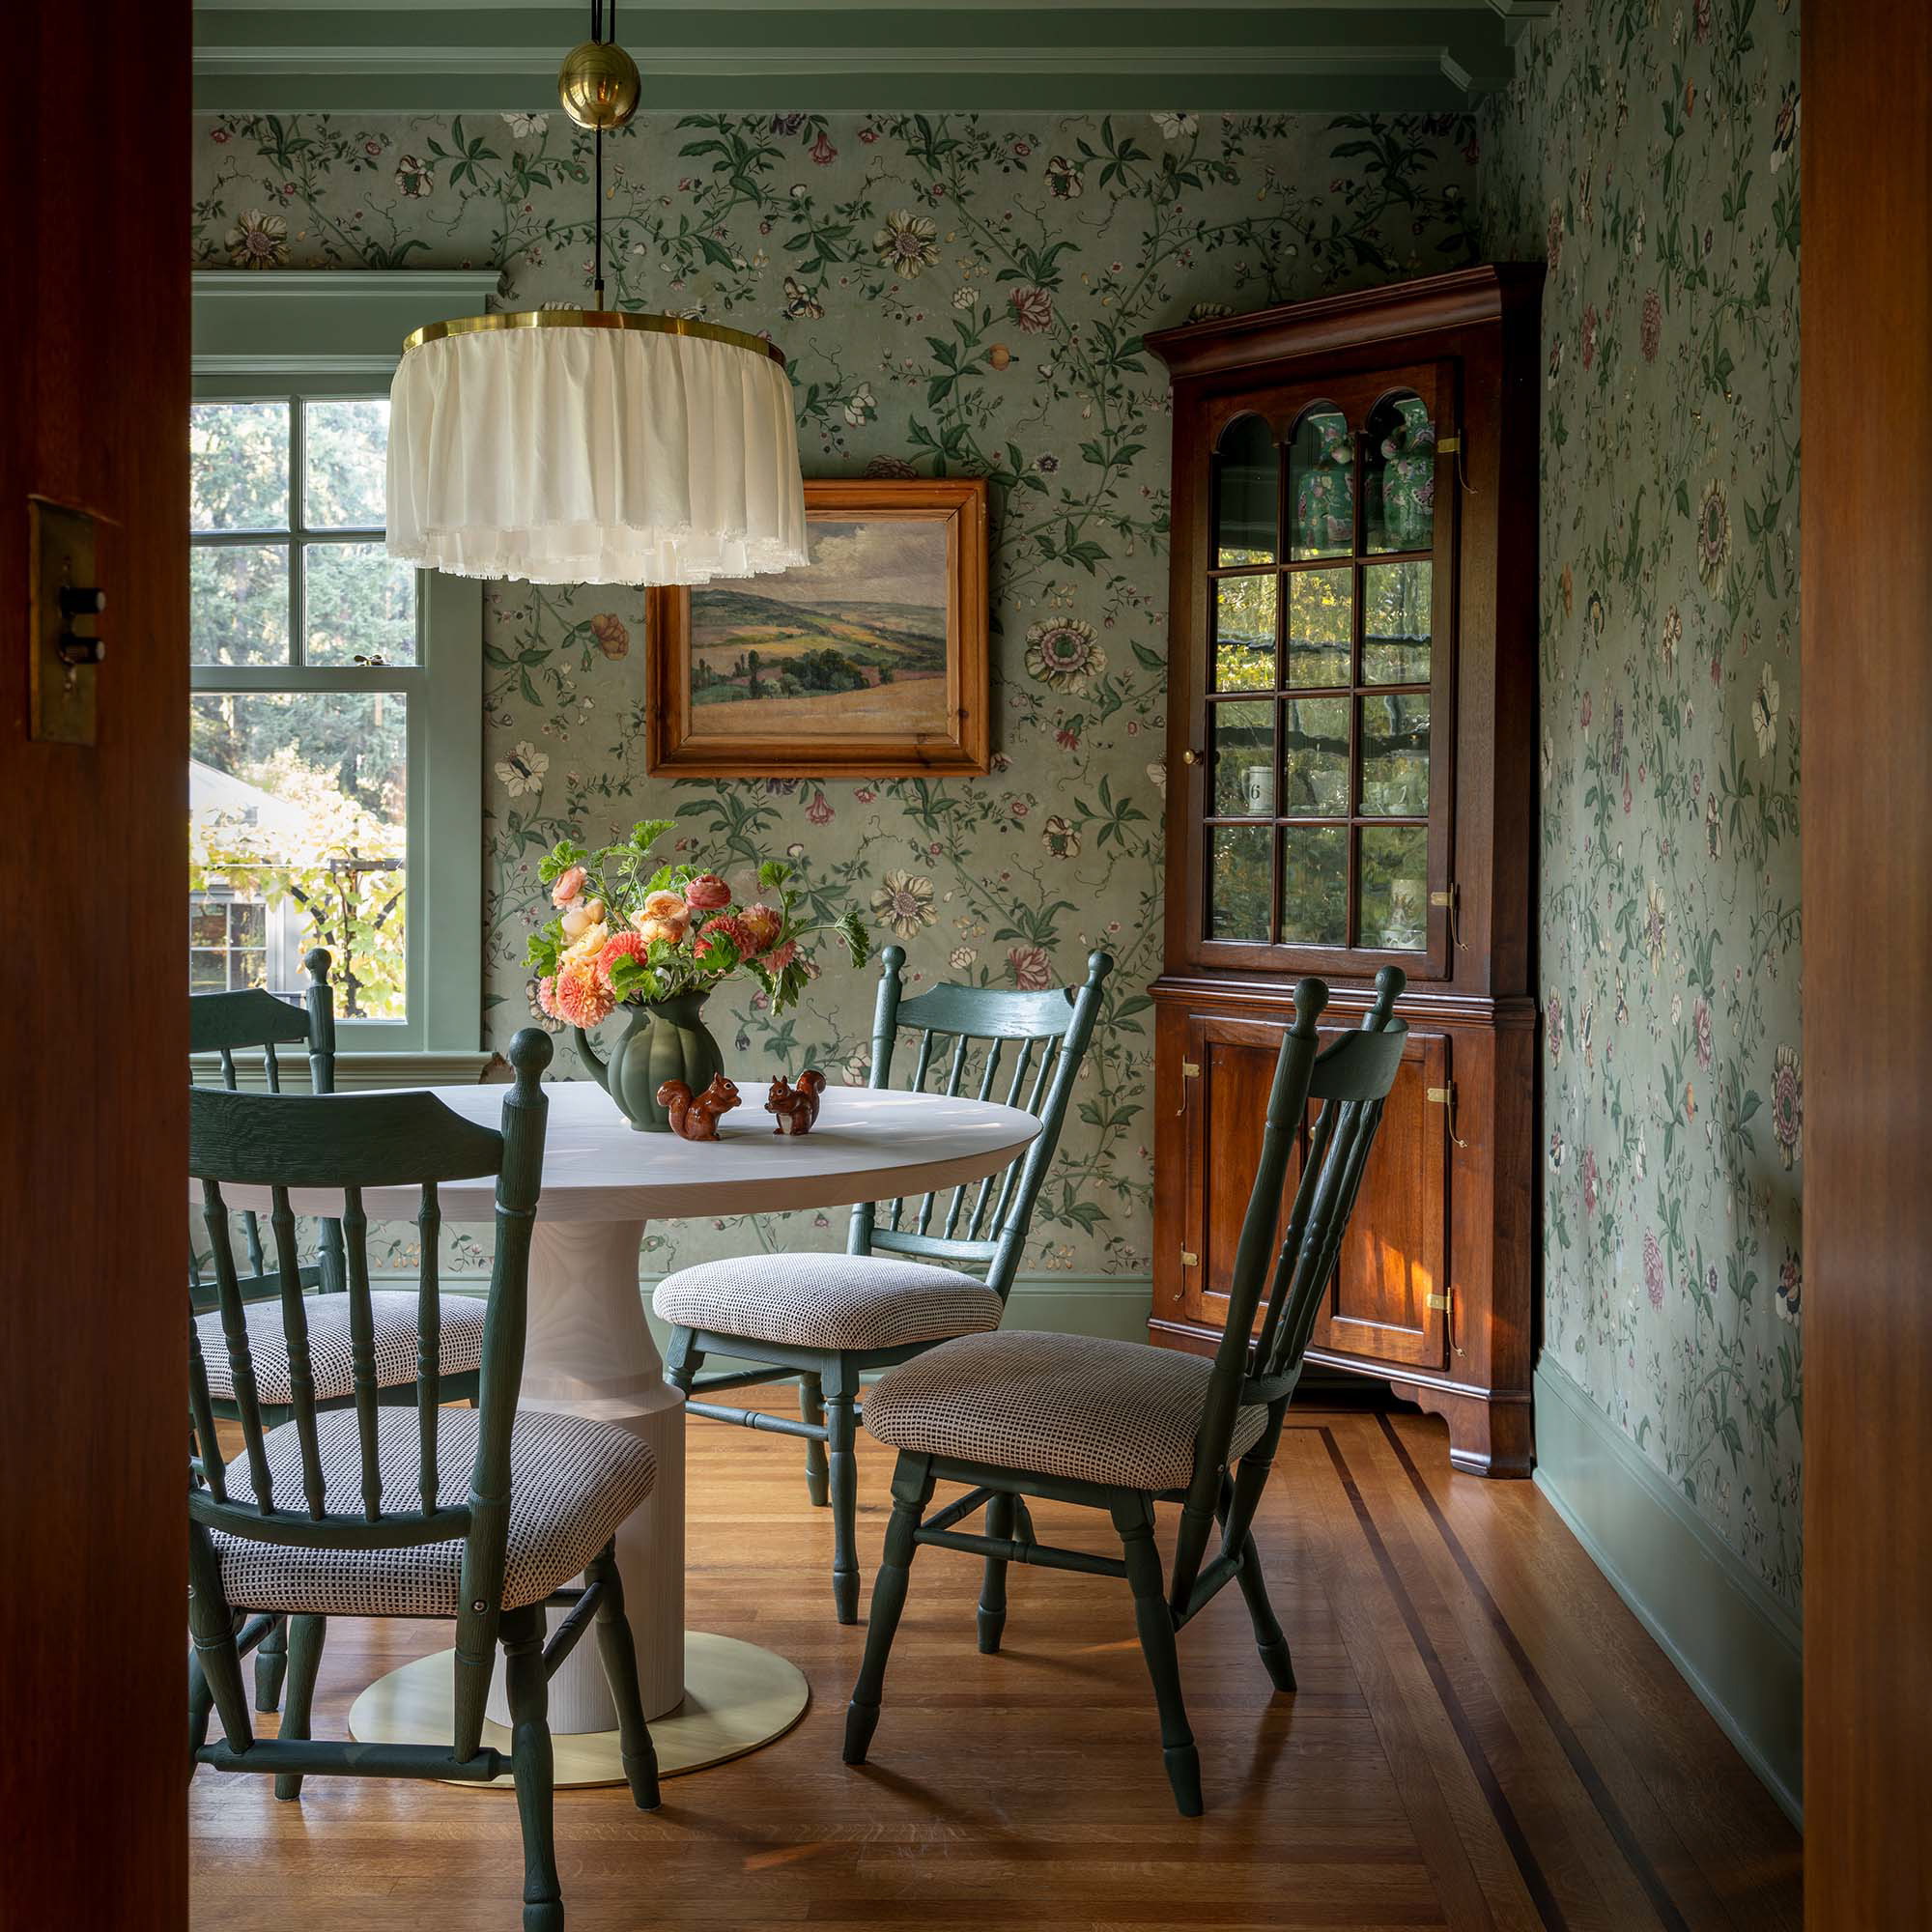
xmin=204 ymin=1068 xmax=1040 ymax=1787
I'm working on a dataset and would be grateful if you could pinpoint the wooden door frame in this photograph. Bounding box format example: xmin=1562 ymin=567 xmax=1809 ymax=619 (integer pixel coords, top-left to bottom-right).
xmin=2 ymin=2 xmax=190 ymax=1922
xmin=1801 ymin=3 xmax=1932 ymax=1923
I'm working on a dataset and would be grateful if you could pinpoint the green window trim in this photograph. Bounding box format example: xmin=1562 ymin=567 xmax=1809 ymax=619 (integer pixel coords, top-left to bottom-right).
xmin=191 ymin=271 xmax=500 ymax=1053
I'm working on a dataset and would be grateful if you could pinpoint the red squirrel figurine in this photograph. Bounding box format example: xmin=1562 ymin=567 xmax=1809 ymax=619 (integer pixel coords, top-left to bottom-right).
xmin=657 ymin=1073 xmax=741 ymax=1141
xmin=765 ymin=1067 xmax=827 ymax=1136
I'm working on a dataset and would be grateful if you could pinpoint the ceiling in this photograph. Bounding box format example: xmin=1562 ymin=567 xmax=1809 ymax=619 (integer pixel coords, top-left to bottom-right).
xmin=192 ymin=2 xmax=1552 ymax=116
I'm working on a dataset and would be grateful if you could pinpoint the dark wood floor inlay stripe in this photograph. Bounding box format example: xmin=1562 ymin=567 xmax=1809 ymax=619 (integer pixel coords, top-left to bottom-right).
xmin=1374 ymin=1413 xmax=1692 ymax=1932
xmin=1317 ymin=1425 xmax=1569 ymax=1932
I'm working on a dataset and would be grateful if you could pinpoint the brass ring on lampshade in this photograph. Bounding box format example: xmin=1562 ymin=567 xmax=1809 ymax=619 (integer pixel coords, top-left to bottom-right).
xmin=400 ymin=308 xmax=787 ymax=366
xmin=557 ymin=39 xmax=641 ymax=130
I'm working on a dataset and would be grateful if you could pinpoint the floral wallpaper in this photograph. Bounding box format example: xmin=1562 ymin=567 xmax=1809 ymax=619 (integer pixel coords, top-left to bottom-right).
xmin=1480 ymin=0 xmax=1803 ymax=1610
xmin=191 ymin=106 xmax=1485 ymax=1282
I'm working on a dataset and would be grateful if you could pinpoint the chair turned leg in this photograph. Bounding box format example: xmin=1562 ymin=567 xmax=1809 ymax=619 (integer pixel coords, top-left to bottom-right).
xmin=824 ymin=1379 xmax=862 ymax=1624
xmin=844 ymin=1457 xmax=932 ymax=1764
xmin=253 ymin=1614 xmax=288 ymax=1712
xmin=1235 ymin=1534 xmax=1295 ymax=1693
xmin=800 ymin=1373 xmax=830 ymax=1508
xmin=188 ymin=1646 xmax=214 ymax=1775
xmin=978 ymin=1491 xmax=1014 ymax=1654
xmin=274 ymin=1616 xmax=327 ymax=1801
xmin=586 ymin=1543 xmax=661 ymax=1811
xmin=501 ymin=1605 xmax=564 ymax=1932
xmin=1114 ymin=1497 xmax=1203 ymax=1817
xmin=187 ymin=1531 xmax=253 ymax=1760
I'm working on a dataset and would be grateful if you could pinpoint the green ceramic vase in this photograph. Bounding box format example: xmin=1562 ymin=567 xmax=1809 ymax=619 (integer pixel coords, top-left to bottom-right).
xmin=575 ymin=990 xmax=724 ymax=1132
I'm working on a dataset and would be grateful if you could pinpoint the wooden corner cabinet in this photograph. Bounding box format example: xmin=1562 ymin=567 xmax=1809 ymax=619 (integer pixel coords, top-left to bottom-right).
xmin=1146 ymin=266 xmax=1543 ymax=1477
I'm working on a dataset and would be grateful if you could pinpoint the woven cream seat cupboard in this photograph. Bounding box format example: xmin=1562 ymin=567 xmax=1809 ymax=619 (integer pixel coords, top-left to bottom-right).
xmin=657 ymin=944 xmax=1111 ymax=1622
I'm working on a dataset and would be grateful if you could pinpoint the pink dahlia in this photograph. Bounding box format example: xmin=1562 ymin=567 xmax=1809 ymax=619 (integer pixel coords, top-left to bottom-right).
xmin=684 ymin=872 xmax=732 ymax=912
xmin=551 ymin=954 xmax=615 ymax=1028
xmin=737 ymin=903 xmax=783 ymax=955
xmin=597 ymin=930 xmax=649 ymax=986
xmin=536 ymin=975 xmax=558 ymax=1018
xmin=694 ymin=913 xmax=754 ymax=961
xmin=552 ymin=864 xmax=587 ymax=907
xmin=762 ymin=939 xmax=799 ymax=974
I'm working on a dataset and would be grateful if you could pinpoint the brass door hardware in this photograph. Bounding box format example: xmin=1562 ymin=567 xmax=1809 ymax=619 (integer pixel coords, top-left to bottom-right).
xmin=29 ymin=498 xmax=108 ymax=746
xmin=1174 ymin=1059 xmax=1200 ymax=1115
xmin=1430 ymin=884 xmax=1464 ymax=951
xmin=1179 ymin=1249 xmax=1199 ymax=1268
xmin=1426 ymin=1082 xmax=1470 ymax=1149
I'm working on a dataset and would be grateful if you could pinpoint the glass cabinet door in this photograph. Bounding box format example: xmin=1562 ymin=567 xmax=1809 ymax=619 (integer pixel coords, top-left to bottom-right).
xmin=1198 ymin=375 xmax=1449 ymax=972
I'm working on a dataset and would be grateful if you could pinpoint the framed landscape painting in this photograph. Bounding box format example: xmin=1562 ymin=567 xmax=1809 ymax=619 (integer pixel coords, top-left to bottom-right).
xmin=644 ymin=477 xmax=989 ymax=777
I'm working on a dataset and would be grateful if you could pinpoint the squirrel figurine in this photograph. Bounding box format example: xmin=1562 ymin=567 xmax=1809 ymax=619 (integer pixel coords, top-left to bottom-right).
xmin=766 ymin=1067 xmax=827 ymax=1136
xmin=657 ymin=1073 xmax=741 ymax=1142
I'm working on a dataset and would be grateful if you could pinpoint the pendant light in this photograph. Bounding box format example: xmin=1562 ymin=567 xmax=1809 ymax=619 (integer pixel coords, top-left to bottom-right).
xmin=384 ymin=0 xmax=808 ymax=586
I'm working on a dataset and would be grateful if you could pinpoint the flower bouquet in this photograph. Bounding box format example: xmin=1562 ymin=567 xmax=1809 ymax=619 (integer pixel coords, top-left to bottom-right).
xmin=527 ymin=818 xmax=870 ymax=1131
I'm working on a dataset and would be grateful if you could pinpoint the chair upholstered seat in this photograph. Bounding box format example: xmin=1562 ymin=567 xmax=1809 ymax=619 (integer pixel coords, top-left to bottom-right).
xmin=864 ymin=1330 xmax=1270 ymax=1492
xmin=213 ymin=1406 xmax=655 ymax=1617
xmin=193 ymin=1292 xmax=487 ymax=1406
xmin=653 ymin=1253 xmax=1005 ymax=1353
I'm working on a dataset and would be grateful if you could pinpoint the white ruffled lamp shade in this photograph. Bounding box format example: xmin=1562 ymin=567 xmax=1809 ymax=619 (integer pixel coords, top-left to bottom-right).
xmin=385 ymin=312 xmax=809 ymax=587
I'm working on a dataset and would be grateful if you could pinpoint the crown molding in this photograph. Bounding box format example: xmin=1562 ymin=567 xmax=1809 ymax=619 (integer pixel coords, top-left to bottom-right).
xmin=192 ymin=5 xmax=1522 ymax=112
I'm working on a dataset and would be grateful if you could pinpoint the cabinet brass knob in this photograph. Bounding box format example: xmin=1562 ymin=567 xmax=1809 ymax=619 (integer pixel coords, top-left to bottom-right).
xmin=1180 ymin=749 xmax=1201 ymax=766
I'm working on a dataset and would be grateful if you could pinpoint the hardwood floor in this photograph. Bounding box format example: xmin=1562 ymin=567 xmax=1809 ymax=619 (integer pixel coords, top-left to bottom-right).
xmin=190 ymin=1400 xmax=1800 ymax=1930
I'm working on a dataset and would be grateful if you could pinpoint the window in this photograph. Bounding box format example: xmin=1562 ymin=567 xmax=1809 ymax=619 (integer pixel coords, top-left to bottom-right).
xmin=187 ymin=376 xmax=480 ymax=1050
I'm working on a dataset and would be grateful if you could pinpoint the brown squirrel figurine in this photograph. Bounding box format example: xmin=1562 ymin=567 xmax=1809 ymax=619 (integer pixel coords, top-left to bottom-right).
xmin=657 ymin=1073 xmax=741 ymax=1141
xmin=766 ymin=1067 xmax=827 ymax=1136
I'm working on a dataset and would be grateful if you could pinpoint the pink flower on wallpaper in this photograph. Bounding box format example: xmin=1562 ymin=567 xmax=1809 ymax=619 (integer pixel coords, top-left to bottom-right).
xmin=1546 ymin=990 xmax=1565 ymax=1064
xmin=1580 ymin=1147 xmax=1599 ymax=1216
xmin=1642 ymin=1230 xmax=1665 ymax=1310
xmin=1693 ymin=995 xmax=1715 ymax=1067
xmin=1580 ymin=303 xmax=1598 ymax=370
xmin=810 ymin=132 xmax=837 ymax=165
xmin=1008 ymin=946 xmax=1052 ymax=992
xmin=1009 ymin=286 xmax=1054 ymax=333
xmin=806 ymin=791 xmax=834 ymax=825
xmin=1640 ymin=288 xmax=1662 ymax=361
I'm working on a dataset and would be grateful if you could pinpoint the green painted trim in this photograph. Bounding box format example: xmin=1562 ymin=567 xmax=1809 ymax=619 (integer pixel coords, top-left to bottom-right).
xmin=192 ymin=270 xmax=503 ymax=368
xmin=190 ymin=282 xmax=490 ymax=1051
xmin=192 ymin=1048 xmax=498 ymax=1091
xmin=1532 ymin=1356 xmax=1803 ymax=1827
xmin=191 ymin=5 xmax=1518 ymax=112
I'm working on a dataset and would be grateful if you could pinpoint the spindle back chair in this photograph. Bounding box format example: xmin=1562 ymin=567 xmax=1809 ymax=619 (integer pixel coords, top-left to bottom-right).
xmin=662 ymin=944 xmax=1113 ymax=1621
xmin=186 ymin=1030 xmax=660 ymax=1932
xmin=188 ymin=948 xmax=336 ymax=1318
xmin=845 ymin=968 xmax=1407 ymax=1815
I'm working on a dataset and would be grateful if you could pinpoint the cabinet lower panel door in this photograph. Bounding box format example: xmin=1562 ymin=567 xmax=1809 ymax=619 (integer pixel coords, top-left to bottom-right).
xmin=1180 ymin=1018 xmax=1450 ymax=1373
xmin=1307 ymin=1031 xmax=1451 ymax=1371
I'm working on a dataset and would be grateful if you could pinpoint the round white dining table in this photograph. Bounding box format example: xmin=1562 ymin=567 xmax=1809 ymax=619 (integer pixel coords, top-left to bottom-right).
xmin=209 ymin=1073 xmax=1039 ymax=1786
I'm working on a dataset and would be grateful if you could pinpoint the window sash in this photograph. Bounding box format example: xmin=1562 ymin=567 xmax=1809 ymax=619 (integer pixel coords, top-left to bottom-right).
xmin=188 ymin=372 xmax=479 ymax=1053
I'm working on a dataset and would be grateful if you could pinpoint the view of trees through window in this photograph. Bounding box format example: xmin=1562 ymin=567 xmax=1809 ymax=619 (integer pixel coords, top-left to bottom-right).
xmin=188 ymin=398 xmax=412 ymax=1020
xmin=1205 ymin=399 xmax=1435 ymax=952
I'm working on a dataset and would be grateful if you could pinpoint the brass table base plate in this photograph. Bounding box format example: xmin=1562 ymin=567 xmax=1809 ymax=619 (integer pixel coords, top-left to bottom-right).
xmin=346 ymin=1630 xmax=810 ymax=1789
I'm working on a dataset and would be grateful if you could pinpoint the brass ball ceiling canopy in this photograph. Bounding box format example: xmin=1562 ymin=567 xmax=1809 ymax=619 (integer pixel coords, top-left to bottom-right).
xmin=384 ymin=0 xmax=808 ymax=587
xmin=557 ymin=36 xmax=641 ymax=132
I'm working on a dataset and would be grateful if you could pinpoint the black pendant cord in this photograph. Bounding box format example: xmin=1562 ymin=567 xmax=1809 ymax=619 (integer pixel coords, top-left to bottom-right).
xmin=590 ymin=0 xmax=608 ymax=309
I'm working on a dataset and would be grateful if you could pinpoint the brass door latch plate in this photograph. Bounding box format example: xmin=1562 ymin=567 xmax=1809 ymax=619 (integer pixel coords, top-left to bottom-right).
xmin=29 ymin=497 xmax=107 ymax=747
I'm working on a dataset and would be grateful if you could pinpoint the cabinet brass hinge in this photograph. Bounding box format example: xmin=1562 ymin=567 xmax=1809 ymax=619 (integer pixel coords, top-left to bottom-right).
xmin=1425 ymin=1293 xmax=1452 ymax=1312
xmin=1430 ymin=884 xmax=1464 ymax=951
xmin=1174 ymin=1059 xmax=1201 ymax=1116
xmin=1179 ymin=1249 xmax=1199 ymax=1268
xmin=1436 ymin=435 xmax=1461 ymax=454
xmin=1426 ymin=1082 xmax=1471 ymax=1150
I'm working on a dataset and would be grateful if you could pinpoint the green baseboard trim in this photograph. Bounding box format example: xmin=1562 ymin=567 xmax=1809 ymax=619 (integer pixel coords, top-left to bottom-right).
xmin=1532 ymin=1356 xmax=1803 ymax=1828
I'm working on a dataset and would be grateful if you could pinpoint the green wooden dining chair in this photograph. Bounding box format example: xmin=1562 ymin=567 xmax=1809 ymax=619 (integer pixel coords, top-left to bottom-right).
xmin=845 ymin=968 xmax=1408 ymax=1816
xmin=656 ymin=944 xmax=1113 ymax=1623
xmin=188 ymin=1029 xmax=661 ymax=1932
xmin=190 ymin=949 xmax=486 ymax=1712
